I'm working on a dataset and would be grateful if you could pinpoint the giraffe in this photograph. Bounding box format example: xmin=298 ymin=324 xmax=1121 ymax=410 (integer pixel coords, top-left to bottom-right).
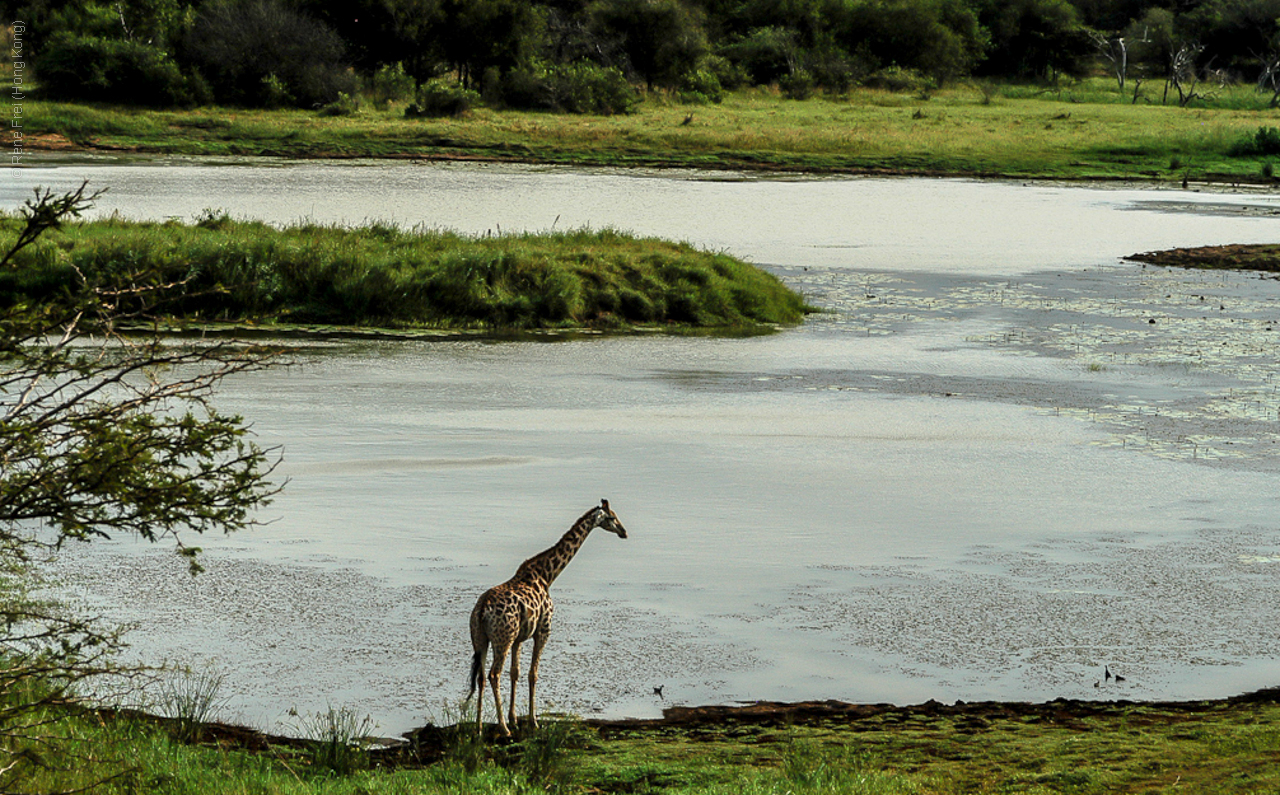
xmin=466 ymin=499 xmax=628 ymax=737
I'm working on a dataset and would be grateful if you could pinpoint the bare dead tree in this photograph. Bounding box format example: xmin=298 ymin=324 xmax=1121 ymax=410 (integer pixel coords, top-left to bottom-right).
xmin=1257 ymin=50 xmax=1280 ymax=107
xmin=1166 ymin=42 xmax=1206 ymax=106
xmin=1090 ymin=31 xmax=1128 ymax=90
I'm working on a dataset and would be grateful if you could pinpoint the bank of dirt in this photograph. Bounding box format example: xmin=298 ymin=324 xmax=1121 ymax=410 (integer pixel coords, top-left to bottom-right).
xmin=382 ymin=689 xmax=1280 ymax=768
xmin=1128 ymin=243 xmax=1280 ymax=271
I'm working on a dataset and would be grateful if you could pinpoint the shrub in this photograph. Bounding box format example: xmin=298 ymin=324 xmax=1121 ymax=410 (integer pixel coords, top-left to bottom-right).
xmin=369 ymin=62 xmax=416 ymax=107
xmin=545 ymin=62 xmax=639 ymax=114
xmin=720 ymin=26 xmax=798 ymax=85
xmin=35 ymin=33 xmax=196 ymax=107
xmin=494 ymin=62 xmax=639 ymax=115
xmin=701 ymin=54 xmax=750 ymax=90
xmin=317 ymin=91 xmax=360 ymax=116
xmin=1255 ymin=126 xmax=1280 ymax=156
xmin=405 ymin=79 xmax=481 ymax=118
xmin=259 ymin=73 xmax=293 ymax=109
xmin=678 ymin=68 xmax=724 ymax=104
xmin=864 ymin=65 xmax=937 ymax=93
xmin=1228 ymin=126 xmax=1280 ymax=157
xmin=779 ymin=69 xmax=816 ymax=100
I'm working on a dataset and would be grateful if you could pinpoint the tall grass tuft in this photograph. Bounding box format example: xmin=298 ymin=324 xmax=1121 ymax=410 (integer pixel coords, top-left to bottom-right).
xmin=511 ymin=716 xmax=592 ymax=791
xmin=155 ymin=663 xmax=230 ymax=743
xmin=296 ymin=704 xmax=376 ymax=775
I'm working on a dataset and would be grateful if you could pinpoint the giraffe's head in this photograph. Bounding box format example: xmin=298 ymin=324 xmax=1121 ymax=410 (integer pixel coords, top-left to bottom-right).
xmin=594 ymin=499 xmax=627 ymax=539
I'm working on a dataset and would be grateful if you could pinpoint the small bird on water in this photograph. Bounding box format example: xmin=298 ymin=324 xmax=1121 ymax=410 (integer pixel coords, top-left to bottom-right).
xmin=653 ymin=685 xmax=665 ymax=700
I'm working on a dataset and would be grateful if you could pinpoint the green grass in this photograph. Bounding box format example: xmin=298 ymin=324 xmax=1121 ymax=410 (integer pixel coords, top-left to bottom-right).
xmin=14 ymin=696 xmax=1280 ymax=794
xmin=0 ymin=214 xmax=811 ymax=332
xmin=12 ymin=80 xmax=1280 ymax=182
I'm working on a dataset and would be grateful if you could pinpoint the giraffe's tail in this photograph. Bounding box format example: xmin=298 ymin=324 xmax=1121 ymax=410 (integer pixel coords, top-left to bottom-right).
xmin=466 ymin=648 xmax=484 ymax=702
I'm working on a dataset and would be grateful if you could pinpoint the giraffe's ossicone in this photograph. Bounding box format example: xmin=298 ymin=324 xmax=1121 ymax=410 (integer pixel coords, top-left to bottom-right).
xmin=466 ymin=499 xmax=628 ymax=737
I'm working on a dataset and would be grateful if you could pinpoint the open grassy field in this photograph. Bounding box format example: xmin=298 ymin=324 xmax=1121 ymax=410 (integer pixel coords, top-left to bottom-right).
xmin=13 ymin=81 xmax=1280 ymax=183
xmin=0 ymin=213 xmax=810 ymax=332
xmin=18 ymin=692 xmax=1280 ymax=794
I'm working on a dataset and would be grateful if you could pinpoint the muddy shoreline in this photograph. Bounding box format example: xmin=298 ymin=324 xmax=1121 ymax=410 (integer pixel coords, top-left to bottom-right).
xmin=105 ymin=688 xmax=1280 ymax=768
xmin=1128 ymin=243 xmax=1280 ymax=271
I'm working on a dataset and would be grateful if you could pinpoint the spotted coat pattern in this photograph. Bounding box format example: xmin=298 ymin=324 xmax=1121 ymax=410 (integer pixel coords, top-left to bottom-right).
xmin=467 ymin=499 xmax=628 ymax=736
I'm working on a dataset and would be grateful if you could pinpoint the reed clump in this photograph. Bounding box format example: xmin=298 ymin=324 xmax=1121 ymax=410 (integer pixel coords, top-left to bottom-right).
xmin=0 ymin=213 xmax=811 ymax=332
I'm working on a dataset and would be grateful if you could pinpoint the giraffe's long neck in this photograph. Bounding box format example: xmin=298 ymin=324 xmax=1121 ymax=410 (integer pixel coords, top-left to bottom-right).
xmin=515 ymin=508 xmax=600 ymax=589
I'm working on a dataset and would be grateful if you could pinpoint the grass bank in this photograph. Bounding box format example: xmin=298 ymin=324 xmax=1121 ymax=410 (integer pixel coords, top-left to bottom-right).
xmin=21 ymin=691 xmax=1280 ymax=793
xmin=0 ymin=214 xmax=810 ymax=332
xmin=13 ymin=81 xmax=1280 ymax=183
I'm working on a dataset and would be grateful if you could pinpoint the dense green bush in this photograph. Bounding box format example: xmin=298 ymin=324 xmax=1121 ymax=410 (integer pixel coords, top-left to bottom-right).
xmin=493 ymin=62 xmax=638 ymax=115
xmin=863 ymin=65 xmax=937 ymax=93
xmin=35 ymin=33 xmax=201 ymax=106
xmin=678 ymin=68 xmax=724 ymax=103
xmin=779 ymin=69 xmax=816 ymax=99
xmin=369 ymin=62 xmax=417 ymax=106
xmin=405 ymin=79 xmax=481 ymax=117
xmin=1229 ymin=126 xmax=1280 ymax=157
xmin=545 ymin=62 xmax=639 ymax=114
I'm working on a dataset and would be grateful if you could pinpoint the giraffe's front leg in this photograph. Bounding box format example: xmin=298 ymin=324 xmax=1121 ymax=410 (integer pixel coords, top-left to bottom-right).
xmin=508 ymin=641 xmax=522 ymax=732
xmin=528 ymin=621 xmax=551 ymax=731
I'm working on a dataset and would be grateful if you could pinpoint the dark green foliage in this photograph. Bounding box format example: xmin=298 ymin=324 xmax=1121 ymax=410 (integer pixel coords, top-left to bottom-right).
xmin=34 ymin=33 xmax=201 ymax=106
xmin=1229 ymin=126 xmax=1280 ymax=156
xmin=588 ymin=0 xmax=708 ymax=88
xmin=20 ymin=0 xmax=1280 ymax=108
xmin=369 ymin=62 xmax=418 ymax=106
xmin=977 ymin=0 xmax=1092 ymax=79
xmin=544 ymin=62 xmax=639 ymax=113
xmin=780 ymin=69 xmax=816 ymax=99
xmin=719 ymin=26 xmax=799 ymax=86
xmin=406 ymin=79 xmax=482 ymax=117
xmin=830 ymin=0 xmax=990 ymax=84
xmin=1 ymin=218 xmax=809 ymax=331
xmin=493 ymin=62 xmax=639 ymax=114
xmin=185 ymin=0 xmax=357 ymax=107
xmin=678 ymin=68 xmax=725 ymax=103
xmin=1255 ymin=126 xmax=1280 ymax=155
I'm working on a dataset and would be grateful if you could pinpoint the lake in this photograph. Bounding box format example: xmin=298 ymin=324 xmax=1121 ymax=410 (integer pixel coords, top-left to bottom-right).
xmin=7 ymin=155 xmax=1280 ymax=736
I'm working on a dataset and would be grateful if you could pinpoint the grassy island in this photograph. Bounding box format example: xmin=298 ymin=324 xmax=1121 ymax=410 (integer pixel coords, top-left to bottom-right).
xmin=0 ymin=214 xmax=811 ymax=333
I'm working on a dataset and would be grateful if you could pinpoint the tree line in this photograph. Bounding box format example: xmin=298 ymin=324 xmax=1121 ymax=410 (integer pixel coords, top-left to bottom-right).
xmin=6 ymin=0 xmax=1280 ymax=112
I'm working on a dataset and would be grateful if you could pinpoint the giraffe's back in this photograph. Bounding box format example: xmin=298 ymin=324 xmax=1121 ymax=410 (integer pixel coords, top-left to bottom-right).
xmin=472 ymin=581 xmax=552 ymax=647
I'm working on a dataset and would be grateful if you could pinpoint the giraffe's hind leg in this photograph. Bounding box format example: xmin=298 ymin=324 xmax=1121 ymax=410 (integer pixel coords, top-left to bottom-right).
xmin=488 ymin=638 xmax=513 ymax=737
xmin=472 ymin=637 xmax=489 ymax=737
xmin=528 ymin=623 xmax=550 ymax=731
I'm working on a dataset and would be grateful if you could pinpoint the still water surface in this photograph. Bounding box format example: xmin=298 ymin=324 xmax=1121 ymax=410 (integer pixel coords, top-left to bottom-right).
xmin=8 ymin=156 xmax=1280 ymax=734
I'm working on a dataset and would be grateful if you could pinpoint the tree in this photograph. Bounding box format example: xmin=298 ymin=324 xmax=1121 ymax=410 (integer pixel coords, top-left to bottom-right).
xmin=0 ymin=182 xmax=281 ymax=785
xmin=977 ymin=0 xmax=1092 ymax=80
xmin=589 ymin=0 xmax=709 ymax=88
xmin=439 ymin=0 xmax=541 ymax=88
xmin=184 ymin=0 xmax=356 ymax=106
